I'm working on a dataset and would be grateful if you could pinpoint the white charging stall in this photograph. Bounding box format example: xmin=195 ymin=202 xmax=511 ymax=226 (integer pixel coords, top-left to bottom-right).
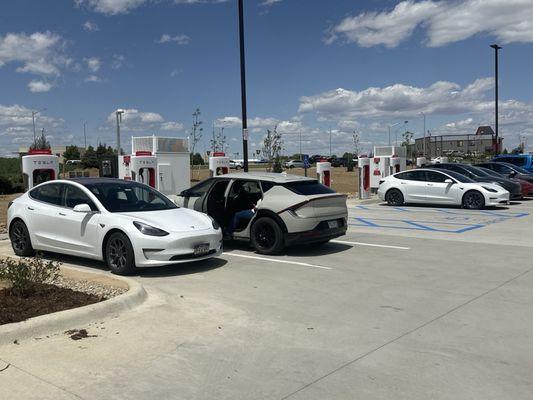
xmin=118 ymin=136 xmax=190 ymax=196
xmin=390 ymin=156 xmax=401 ymax=175
xmin=358 ymin=156 xmax=371 ymax=199
xmin=21 ymin=149 xmax=59 ymax=191
xmin=209 ymin=152 xmax=230 ymax=177
xmin=316 ymin=160 xmax=332 ymax=187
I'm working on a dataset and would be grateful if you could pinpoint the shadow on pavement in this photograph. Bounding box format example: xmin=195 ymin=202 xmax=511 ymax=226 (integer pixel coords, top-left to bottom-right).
xmin=223 ymin=240 xmax=352 ymax=257
xmin=376 ymin=203 xmax=511 ymax=211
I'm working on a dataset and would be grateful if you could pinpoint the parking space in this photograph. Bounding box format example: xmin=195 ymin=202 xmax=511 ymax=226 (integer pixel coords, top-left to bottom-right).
xmin=1 ymin=198 xmax=533 ymax=400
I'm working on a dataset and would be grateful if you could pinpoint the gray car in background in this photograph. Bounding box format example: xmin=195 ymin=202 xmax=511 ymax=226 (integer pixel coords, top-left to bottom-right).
xmin=171 ymin=172 xmax=347 ymax=254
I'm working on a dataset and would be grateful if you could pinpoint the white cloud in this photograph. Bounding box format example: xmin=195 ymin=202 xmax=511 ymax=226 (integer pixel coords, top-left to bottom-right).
xmin=170 ymin=68 xmax=181 ymax=77
xmin=326 ymin=0 xmax=533 ymax=48
xmin=27 ymin=80 xmax=54 ymax=93
xmin=157 ymin=33 xmax=191 ymax=45
xmin=111 ymin=54 xmax=125 ymax=69
xmin=84 ymin=57 xmax=101 ymax=72
xmin=75 ymin=0 xmax=149 ymax=15
xmin=260 ymin=0 xmax=282 ymax=6
xmin=105 ymin=108 xmax=184 ymax=134
xmin=160 ymin=121 xmax=184 ymax=131
xmin=83 ymin=20 xmax=100 ymax=31
xmin=173 ymin=0 xmax=229 ymax=4
xmin=0 ymin=31 xmax=70 ymax=79
xmin=214 ymin=116 xmax=242 ymax=128
xmin=298 ymin=77 xmax=496 ymax=118
xmin=85 ymin=75 xmax=103 ymax=82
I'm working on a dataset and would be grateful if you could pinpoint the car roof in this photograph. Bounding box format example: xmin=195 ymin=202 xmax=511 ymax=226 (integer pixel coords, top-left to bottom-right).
xmin=213 ymin=172 xmax=315 ymax=183
xmin=68 ymin=177 xmax=134 ymax=186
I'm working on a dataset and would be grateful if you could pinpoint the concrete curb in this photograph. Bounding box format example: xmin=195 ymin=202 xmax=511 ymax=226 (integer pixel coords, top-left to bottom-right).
xmin=347 ymin=197 xmax=381 ymax=206
xmin=0 ymin=266 xmax=147 ymax=346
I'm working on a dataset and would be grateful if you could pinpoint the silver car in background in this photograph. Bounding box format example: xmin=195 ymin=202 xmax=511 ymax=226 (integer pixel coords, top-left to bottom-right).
xmin=171 ymin=172 xmax=347 ymax=254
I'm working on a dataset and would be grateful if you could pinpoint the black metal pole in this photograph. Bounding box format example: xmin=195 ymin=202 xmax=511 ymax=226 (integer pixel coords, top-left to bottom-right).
xmin=490 ymin=44 xmax=502 ymax=153
xmin=238 ymin=0 xmax=249 ymax=172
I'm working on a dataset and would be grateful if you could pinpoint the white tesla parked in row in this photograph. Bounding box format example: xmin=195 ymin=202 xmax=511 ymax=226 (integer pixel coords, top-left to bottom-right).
xmin=8 ymin=178 xmax=223 ymax=275
xmin=378 ymin=168 xmax=510 ymax=209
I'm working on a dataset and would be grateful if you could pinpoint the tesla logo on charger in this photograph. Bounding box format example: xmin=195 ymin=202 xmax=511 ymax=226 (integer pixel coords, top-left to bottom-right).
xmin=32 ymin=160 xmax=54 ymax=165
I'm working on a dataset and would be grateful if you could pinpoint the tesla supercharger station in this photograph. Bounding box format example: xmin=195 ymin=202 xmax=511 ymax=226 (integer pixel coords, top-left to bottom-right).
xmin=21 ymin=149 xmax=59 ymax=191
xmin=358 ymin=157 xmax=370 ymax=199
xmin=417 ymin=157 xmax=427 ymax=167
xmin=390 ymin=156 xmax=401 ymax=175
xmin=370 ymin=156 xmax=390 ymax=192
xmin=209 ymin=152 xmax=230 ymax=177
xmin=119 ymin=152 xmax=157 ymax=188
xmin=316 ymin=161 xmax=332 ymax=187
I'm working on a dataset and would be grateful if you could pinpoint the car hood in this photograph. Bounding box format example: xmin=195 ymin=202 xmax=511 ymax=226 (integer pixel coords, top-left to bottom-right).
xmin=120 ymin=208 xmax=212 ymax=233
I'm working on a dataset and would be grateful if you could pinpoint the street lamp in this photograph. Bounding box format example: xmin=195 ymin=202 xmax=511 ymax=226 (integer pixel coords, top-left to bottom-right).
xmin=388 ymin=122 xmax=400 ymax=146
xmin=115 ymin=109 xmax=125 ymax=154
xmin=31 ymin=108 xmax=47 ymax=143
xmin=420 ymin=112 xmax=426 ymax=157
xmin=238 ymin=0 xmax=249 ymax=172
xmin=490 ymin=44 xmax=502 ymax=153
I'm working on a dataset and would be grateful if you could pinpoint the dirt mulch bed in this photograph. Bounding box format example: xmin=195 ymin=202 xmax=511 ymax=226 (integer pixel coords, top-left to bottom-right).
xmin=0 ymin=284 xmax=101 ymax=325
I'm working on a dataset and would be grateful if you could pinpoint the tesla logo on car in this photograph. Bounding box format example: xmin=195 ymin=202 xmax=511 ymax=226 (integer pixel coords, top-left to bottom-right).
xmin=190 ymin=226 xmax=195 ymax=229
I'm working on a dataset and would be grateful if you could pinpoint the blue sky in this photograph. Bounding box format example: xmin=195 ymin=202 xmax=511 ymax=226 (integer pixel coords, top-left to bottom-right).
xmin=1 ymin=0 xmax=533 ymax=157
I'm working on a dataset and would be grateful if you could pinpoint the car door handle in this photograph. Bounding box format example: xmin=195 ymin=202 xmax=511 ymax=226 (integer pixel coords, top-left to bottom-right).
xmin=427 ymin=183 xmax=434 ymax=186
xmin=58 ymin=212 xmax=66 ymax=216
xmin=27 ymin=206 xmax=34 ymax=211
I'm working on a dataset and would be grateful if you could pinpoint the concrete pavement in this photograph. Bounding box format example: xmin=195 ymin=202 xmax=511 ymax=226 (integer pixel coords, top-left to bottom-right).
xmin=1 ymin=199 xmax=532 ymax=399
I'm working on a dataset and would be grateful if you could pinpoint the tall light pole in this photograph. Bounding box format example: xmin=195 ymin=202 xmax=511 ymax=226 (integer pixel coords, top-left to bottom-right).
xmin=329 ymin=127 xmax=332 ymax=156
xmin=238 ymin=0 xmax=249 ymax=172
xmin=398 ymin=120 xmax=408 ymax=146
xmin=83 ymin=121 xmax=87 ymax=149
xmin=490 ymin=44 xmax=502 ymax=153
xmin=115 ymin=109 xmax=125 ymax=154
xmin=388 ymin=122 xmax=400 ymax=146
xmin=420 ymin=112 xmax=426 ymax=157
xmin=31 ymin=108 xmax=47 ymax=143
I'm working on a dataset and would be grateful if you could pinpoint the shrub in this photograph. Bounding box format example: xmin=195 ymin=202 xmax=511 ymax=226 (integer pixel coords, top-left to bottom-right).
xmin=0 ymin=176 xmax=14 ymax=194
xmin=0 ymin=256 xmax=61 ymax=297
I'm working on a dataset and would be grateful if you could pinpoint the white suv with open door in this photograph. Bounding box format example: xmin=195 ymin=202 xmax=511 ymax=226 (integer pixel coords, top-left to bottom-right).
xmin=170 ymin=172 xmax=348 ymax=254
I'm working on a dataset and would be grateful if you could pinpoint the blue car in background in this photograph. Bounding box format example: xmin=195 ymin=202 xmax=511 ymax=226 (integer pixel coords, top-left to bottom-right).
xmin=492 ymin=154 xmax=533 ymax=172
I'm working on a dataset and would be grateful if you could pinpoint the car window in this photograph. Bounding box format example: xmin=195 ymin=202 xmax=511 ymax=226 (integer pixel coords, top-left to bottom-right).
xmin=260 ymin=181 xmax=275 ymax=193
xmin=283 ymin=181 xmax=335 ymax=195
xmin=395 ymin=170 xmax=426 ymax=181
xmin=63 ymin=184 xmax=98 ymax=211
xmin=188 ymin=179 xmax=214 ymax=196
xmin=426 ymin=171 xmax=449 ymax=183
xmin=497 ymin=157 xmax=526 ymax=167
xmin=228 ymin=180 xmax=262 ymax=200
xmin=29 ymin=183 xmax=63 ymax=206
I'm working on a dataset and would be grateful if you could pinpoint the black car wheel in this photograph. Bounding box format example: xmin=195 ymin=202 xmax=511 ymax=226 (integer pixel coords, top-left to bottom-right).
xmin=385 ymin=189 xmax=404 ymax=206
xmin=106 ymin=232 xmax=136 ymax=275
xmin=10 ymin=220 xmax=35 ymax=257
xmin=250 ymin=217 xmax=284 ymax=255
xmin=462 ymin=191 xmax=485 ymax=210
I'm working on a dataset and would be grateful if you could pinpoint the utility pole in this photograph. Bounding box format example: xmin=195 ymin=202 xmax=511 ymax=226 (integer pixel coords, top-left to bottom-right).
xmin=238 ymin=0 xmax=249 ymax=172
xmin=420 ymin=112 xmax=426 ymax=157
xmin=116 ymin=109 xmax=124 ymax=154
xmin=31 ymin=108 xmax=46 ymax=144
xmin=329 ymin=127 xmax=332 ymax=156
xmin=388 ymin=122 xmax=399 ymax=146
xmin=83 ymin=121 xmax=87 ymax=149
xmin=299 ymin=130 xmax=302 ymax=160
xmin=490 ymin=44 xmax=502 ymax=153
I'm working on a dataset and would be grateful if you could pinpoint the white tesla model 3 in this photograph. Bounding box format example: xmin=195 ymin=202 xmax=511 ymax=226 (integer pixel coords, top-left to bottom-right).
xmin=7 ymin=178 xmax=223 ymax=275
xmin=378 ymin=168 xmax=509 ymax=209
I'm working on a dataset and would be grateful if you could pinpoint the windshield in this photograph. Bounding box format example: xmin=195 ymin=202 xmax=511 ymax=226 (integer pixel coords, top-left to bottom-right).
xmin=465 ymin=165 xmax=492 ymax=177
xmin=283 ymin=180 xmax=335 ymax=195
xmin=476 ymin=166 xmax=504 ymax=178
xmin=501 ymin=163 xmax=530 ymax=174
xmin=84 ymin=181 xmax=177 ymax=213
xmin=441 ymin=170 xmax=476 ymax=183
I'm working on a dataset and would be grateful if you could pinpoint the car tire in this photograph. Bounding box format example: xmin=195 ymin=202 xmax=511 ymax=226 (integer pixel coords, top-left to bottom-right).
xmin=236 ymin=166 xmax=242 ymax=170
xmin=9 ymin=220 xmax=35 ymax=257
xmin=462 ymin=190 xmax=485 ymax=210
xmin=289 ymin=165 xmax=294 ymax=169
xmin=385 ymin=189 xmax=404 ymax=206
xmin=105 ymin=232 xmax=136 ymax=275
xmin=250 ymin=217 xmax=284 ymax=255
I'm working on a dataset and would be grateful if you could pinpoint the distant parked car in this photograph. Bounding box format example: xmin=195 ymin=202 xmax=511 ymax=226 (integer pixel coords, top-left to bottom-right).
xmin=230 ymin=160 xmax=244 ymax=170
xmin=329 ymin=157 xmax=348 ymax=167
xmin=492 ymin=154 xmax=533 ymax=172
xmin=378 ymin=169 xmax=509 ymax=209
xmin=476 ymin=165 xmax=533 ymax=197
xmin=476 ymin=162 xmax=533 ymax=184
xmin=283 ymin=160 xmax=305 ymax=169
xmin=430 ymin=163 xmax=522 ymax=199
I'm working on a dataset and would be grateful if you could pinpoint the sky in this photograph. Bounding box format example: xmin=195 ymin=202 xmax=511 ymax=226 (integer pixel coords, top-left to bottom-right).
xmin=1 ymin=0 xmax=533 ymax=158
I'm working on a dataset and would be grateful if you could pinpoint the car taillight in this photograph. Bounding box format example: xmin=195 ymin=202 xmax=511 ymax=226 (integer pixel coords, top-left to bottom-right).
xmin=7 ymin=201 xmax=13 ymax=209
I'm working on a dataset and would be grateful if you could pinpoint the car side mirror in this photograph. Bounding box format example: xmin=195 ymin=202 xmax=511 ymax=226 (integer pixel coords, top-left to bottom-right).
xmin=180 ymin=189 xmax=190 ymax=197
xmin=73 ymin=203 xmax=92 ymax=213
xmin=509 ymin=171 xmax=517 ymax=177
xmin=444 ymin=179 xmax=454 ymax=184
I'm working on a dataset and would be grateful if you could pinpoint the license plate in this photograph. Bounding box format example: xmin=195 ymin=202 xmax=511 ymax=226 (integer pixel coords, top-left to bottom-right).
xmin=194 ymin=243 xmax=210 ymax=257
xmin=327 ymin=220 xmax=339 ymax=229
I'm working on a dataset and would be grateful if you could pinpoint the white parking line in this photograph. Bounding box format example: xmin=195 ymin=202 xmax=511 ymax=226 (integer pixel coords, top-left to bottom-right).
xmin=224 ymin=252 xmax=332 ymax=270
xmin=331 ymin=240 xmax=410 ymax=250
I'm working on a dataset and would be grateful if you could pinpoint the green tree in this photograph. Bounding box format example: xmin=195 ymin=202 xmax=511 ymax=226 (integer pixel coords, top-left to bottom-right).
xmin=262 ymin=126 xmax=283 ymax=173
xmin=81 ymin=146 xmax=99 ymax=169
xmin=502 ymin=148 xmax=509 ymax=154
xmin=63 ymin=145 xmax=81 ymax=161
xmin=191 ymin=153 xmax=204 ymax=165
xmin=29 ymin=129 xmax=51 ymax=151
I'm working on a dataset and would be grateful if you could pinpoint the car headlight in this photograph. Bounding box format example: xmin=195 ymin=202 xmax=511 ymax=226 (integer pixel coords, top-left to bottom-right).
xmin=482 ymin=186 xmax=498 ymax=193
xmin=133 ymin=221 xmax=169 ymax=236
xmin=208 ymin=216 xmax=220 ymax=230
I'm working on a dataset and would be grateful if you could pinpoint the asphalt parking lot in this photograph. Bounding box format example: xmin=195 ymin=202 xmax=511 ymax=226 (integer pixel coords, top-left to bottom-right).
xmin=1 ymin=199 xmax=533 ymax=399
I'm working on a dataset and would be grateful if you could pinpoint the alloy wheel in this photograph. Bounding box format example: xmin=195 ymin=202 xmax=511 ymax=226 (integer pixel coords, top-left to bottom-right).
xmin=108 ymin=237 xmax=127 ymax=270
xmin=11 ymin=223 xmax=27 ymax=252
